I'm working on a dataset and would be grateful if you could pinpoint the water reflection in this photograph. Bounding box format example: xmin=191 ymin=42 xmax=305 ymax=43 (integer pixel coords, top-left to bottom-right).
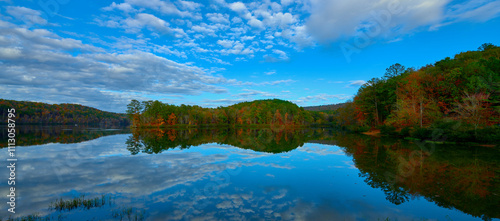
xmin=335 ymin=134 xmax=500 ymax=220
xmin=125 ymin=128 xmax=318 ymax=154
xmin=1 ymin=128 xmax=498 ymax=220
xmin=0 ymin=125 xmax=130 ymax=147
xmin=126 ymin=128 xmax=500 ymax=220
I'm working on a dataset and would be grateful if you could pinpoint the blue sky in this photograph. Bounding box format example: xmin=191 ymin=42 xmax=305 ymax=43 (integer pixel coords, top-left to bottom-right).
xmin=0 ymin=0 xmax=499 ymax=113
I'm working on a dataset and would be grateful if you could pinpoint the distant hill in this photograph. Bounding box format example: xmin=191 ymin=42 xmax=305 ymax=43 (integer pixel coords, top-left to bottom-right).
xmin=303 ymin=103 xmax=347 ymax=112
xmin=0 ymin=99 xmax=129 ymax=126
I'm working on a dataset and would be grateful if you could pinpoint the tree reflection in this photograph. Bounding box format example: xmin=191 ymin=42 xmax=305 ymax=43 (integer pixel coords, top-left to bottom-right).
xmin=127 ymin=127 xmax=499 ymax=219
xmin=330 ymin=133 xmax=499 ymax=219
xmin=126 ymin=127 xmax=319 ymax=154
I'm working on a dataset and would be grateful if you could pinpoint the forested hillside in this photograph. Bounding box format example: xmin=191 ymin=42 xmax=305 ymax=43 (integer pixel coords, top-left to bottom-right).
xmin=0 ymin=99 xmax=129 ymax=126
xmin=126 ymin=99 xmax=328 ymax=127
xmin=333 ymin=43 xmax=500 ymax=143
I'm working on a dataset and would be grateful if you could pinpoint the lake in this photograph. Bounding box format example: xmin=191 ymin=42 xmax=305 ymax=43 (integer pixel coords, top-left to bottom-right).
xmin=1 ymin=126 xmax=498 ymax=220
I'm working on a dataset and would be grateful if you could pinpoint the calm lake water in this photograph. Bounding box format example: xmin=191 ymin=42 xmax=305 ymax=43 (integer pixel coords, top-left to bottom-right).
xmin=0 ymin=126 xmax=499 ymax=221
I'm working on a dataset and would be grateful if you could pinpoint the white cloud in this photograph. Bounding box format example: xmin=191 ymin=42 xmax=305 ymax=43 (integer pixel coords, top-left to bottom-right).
xmin=263 ymin=49 xmax=289 ymax=62
xmin=235 ymin=89 xmax=279 ymax=98
xmin=348 ymin=80 xmax=366 ymax=87
xmin=191 ymin=25 xmax=215 ymax=36
xmin=125 ymin=0 xmax=191 ymax=17
xmin=281 ymin=0 xmax=293 ymax=7
xmin=297 ymin=94 xmax=352 ymax=104
xmin=127 ymin=13 xmax=171 ymax=33
xmin=270 ymin=12 xmax=295 ymax=28
xmin=240 ymin=36 xmax=255 ymax=41
xmin=0 ymin=21 xmax=230 ymax=112
xmin=6 ymin=6 xmax=48 ymax=25
xmin=0 ymin=47 xmax=22 ymax=59
xmin=200 ymin=56 xmax=231 ymax=65
xmin=270 ymin=2 xmax=282 ymax=13
xmin=248 ymin=18 xmax=265 ymax=29
xmin=306 ymin=0 xmax=450 ymax=43
xmin=228 ymin=27 xmax=248 ymax=37
xmin=231 ymin=17 xmax=243 ymax=23
xmin=218 ymin=41 xmax=254 ymax=55
xmin=177 ymin=0 xmax=203 ymax=11
xmin=229 ymin=2 xmax=247 ymax=12
xmin=430 ymin=0 xmax=500 ymax=30
xmin=273 ymin=49 xmax=288 ymax=60
xmin=154 ymin=45 xmax=187 ymax=58
xmin=265 ymin=79 xmax=295 ymax=85
xmin=280 ymin=25 xmax=315 ymax=49
xmin=203 ymin=98 xmax=248 ymax=105
xmin=190 ymin=23 xmax=228 ymax=36
xmin=217 ymin=39 xmax=235 ymax=48
xmin=226 ymin=79 xmax=295 ymax=87
xmin=96 ymin=13 xmax=174 ymax=35
xmin=102 ymin=2 xmax=136 ymax=13
xmin=206 ymin=13 xmax=230 ymax=24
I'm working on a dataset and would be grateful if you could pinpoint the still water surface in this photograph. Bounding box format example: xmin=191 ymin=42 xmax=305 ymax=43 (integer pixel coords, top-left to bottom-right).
xmin=0 ymin=126 xmax=498 ymax=220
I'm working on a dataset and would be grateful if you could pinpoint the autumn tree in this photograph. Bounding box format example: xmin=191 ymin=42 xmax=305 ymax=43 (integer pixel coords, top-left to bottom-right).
xmin=274 ymin=109 xmax=283 ymax=125
xmin=454 ymin=93 xmax=492 ymax=135
xmin=333 ymin=101 xmax=357 ymax=127
xmin=384 ymin=63 xmax=406 ymax=79
xmin=126 ymin=100 xmax=144 ymax=127
xmin=167 ymin=113 xmax=177 ymax=125
xmin=355 ymin=78 xmax=383 ymax=126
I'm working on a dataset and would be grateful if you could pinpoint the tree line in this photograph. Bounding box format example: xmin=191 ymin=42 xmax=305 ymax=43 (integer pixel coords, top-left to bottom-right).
xmin=331 ymin=43 xmax=500 ymax=143
xmin=126 ymin=99 xmax=330 ymax=127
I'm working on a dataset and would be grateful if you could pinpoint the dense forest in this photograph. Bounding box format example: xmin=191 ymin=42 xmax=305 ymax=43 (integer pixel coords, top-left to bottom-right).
xmin=126 ymin=99 xmax=329 ymax=127
xmin=330 ymin=43 xmax=500 ymax=143
xmin=0 ymin=99 xmax=129 ymax=126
